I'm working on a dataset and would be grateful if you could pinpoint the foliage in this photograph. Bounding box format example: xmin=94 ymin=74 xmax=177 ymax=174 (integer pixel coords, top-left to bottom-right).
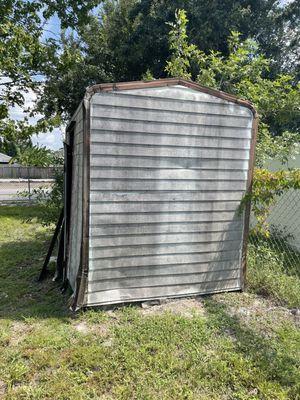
xmin=0 ymin=114 xmax=61 ymax=157
xmin=165 ymin=9 xmax=300 ymax=234
xmin=166 ymin=10 xmax=300 ymax=145
xmin=21 ymin=151 xmax=64 ymax=225
xmin=240 ymin=168 xmax=300 ymax=235
xmin=32 ymin=165 xmax=64 ymax=225
xmin=141 ymin=69 xmax=155 ymax=81
xmin=165 ymin=10 xmax=199 ymax=80
xmin=0 ymin=0 xmax=99 ymax=109
xmin=0 ymin=0 xmax=100 ymax=149
xmin=101 ymin=0 xmax=299 ymax=78
xmin=10 ymin=144 xmax=55 ymax=167
xmin=247 ymin=239 xmax=300 ymax=308
xmin=255 ymin=124 xmax=300 ymax=168
xmin=37 ymin=24 xmax=113 ymax=121
xmin=37 ymin=0 xmax=300 ymax=120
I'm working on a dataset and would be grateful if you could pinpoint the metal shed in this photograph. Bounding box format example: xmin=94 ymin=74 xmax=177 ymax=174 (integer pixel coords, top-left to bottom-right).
xmin=62 ymin=78 xmax=257 ymax=310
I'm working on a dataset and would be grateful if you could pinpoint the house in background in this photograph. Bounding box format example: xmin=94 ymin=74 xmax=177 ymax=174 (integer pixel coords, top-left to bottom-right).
xmin=0 ymin=152 xmax=12 ymax=165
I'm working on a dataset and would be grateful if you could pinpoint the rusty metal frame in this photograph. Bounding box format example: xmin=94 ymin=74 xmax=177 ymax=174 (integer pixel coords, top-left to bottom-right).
xmin=70 ymin=78 xmax=258 ymax=309
xmin=63 ymin=122 xmax=75 ymax=284
xmin=70 ymin=97 xmax=91 ymax=310
xmin=240 ymin=114 xmax=258 ymax=289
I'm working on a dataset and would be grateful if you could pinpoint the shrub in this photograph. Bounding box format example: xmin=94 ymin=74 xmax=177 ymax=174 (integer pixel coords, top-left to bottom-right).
xmin=247 ymin=238 xmax=300 ymax=308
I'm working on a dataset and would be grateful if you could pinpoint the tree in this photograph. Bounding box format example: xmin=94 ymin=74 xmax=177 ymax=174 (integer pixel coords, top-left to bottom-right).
xmin=37 ymin=0 xmax=299 ymax=122
xmin=37 ymin=23 xmax=114 ymax=121
xmin=11 ymin=144 xmax=54 ymax=167
xmin=166 ymin=10 xmax=300 ymax=166
xmin=165 ymin=9 xmax=300 ymax=234
xmin=0 ymin=0 xmax=101 ymax=152
xmin=96 ymin=0 xmax=300 ymax=78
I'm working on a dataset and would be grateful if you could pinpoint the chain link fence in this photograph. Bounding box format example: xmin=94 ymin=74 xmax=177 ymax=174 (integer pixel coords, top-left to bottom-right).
xmin=0 ymin=166 xmax=57 ymax=204
xmin=250 ymin=188 xmax=300 ymax=277
xmin=0 ymin=179 xmax=54 ymax=203
xmin=1 ymin=164 xmax=299 ymax=276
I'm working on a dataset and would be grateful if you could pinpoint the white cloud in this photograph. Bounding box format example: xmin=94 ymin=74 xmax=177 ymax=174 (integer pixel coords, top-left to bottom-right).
xmin=32 ymin=128 xmax=64 ymax=150
xmin=9 ymin=88 xmax=64 ymax=150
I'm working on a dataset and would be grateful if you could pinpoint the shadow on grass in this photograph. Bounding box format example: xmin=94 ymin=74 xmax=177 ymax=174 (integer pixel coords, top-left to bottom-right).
xmin=0 ymin=231 xmax=71 ymax=320
xmin=203 ymin=298 xmax=299 ymax=394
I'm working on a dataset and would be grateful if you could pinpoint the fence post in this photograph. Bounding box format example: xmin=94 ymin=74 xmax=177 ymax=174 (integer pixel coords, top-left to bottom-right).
xmin=27 ymin=166 xmax=31 ymax=202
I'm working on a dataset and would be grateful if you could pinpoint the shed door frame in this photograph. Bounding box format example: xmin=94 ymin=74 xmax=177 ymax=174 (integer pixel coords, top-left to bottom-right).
xmin=63 ymin=122 xmax=75 ymax=283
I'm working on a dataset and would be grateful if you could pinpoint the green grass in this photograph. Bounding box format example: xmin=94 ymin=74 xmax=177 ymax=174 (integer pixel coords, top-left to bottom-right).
xmin=247 ymin=237 xmax=300 ymax=308
xmin=0 ymin=205 xmax=299 ymax=399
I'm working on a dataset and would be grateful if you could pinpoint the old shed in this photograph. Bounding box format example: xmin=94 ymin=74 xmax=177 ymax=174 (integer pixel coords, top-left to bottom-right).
xmin=63 ymin=78 xmax=257 ymax=309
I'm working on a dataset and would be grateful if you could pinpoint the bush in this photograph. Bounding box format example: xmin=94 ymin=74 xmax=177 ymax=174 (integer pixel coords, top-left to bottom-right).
xmin=247 ymin=238 xmax=300 ymax=308
xmin=29 ymin=163 xmax=63 ymax=226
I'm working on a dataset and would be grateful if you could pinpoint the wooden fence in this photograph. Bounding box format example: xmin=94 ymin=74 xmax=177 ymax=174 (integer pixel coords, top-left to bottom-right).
xmin=0 ymin=166 xmax=60 ymax=179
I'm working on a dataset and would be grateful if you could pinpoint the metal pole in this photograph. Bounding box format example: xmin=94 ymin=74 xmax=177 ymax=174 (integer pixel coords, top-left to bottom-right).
xmin=27 ymin=166 xmax=31 ymax=202
xmin=38 ymin=208 xmax=64 ymax=281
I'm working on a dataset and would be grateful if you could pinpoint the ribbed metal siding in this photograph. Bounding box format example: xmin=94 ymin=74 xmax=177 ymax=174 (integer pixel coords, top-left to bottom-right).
xmin=68 ymin=104 xmax=84 ymax=290
xmin=87 ymin=85 xmax=253 ymax=306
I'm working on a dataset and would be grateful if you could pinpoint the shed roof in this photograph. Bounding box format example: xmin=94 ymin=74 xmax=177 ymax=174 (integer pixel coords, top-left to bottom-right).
xmin=67 ymin=78 xmax=257 ymax=132
xmin=85 ymin=78 xmax=257 ymax=116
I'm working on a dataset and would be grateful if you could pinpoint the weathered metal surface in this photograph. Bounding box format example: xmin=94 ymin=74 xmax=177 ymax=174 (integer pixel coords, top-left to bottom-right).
xmin=85 ymin=83 xmax=254 ymax=306
xmin=87 ymin=280 xmax=240 ymax=306
xmin=66 ymin=105 xmax=84 ymax=292
xmin=89 ymin=155 xmax=250 ymax=170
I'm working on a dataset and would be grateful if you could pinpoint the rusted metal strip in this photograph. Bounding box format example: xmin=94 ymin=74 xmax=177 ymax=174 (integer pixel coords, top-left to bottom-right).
xmin=86 ymin=78 xmax=256 ymax=115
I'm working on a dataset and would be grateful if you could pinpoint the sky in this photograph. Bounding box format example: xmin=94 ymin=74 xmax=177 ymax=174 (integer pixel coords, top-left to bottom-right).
xmin=10 ymin=87 xmax=64 ymax=151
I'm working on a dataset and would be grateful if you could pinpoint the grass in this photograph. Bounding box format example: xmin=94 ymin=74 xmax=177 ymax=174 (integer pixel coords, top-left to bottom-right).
xmin=0 ymin=205 xmax=299 ymax=399
xmin=247 ymin=236 xmax=300 ymax=308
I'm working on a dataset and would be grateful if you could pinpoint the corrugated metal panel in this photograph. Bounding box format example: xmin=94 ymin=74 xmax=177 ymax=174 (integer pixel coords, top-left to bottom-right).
xmin=67 ymin=105 xmax=84 ymax=290
xmin=89 ymin=156 xmax=250 ymax=170
xmin=87 ymin=85 xmax=252 ymax=306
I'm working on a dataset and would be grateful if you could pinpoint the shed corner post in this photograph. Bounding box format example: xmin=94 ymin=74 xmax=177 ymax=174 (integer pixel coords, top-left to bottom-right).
xmin=71 ymin=94 xmax=92 ymax=310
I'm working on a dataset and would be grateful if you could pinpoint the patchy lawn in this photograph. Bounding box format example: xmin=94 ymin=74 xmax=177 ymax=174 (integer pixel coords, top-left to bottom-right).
xmin=0 ymin=206 xmax=299 ymax=399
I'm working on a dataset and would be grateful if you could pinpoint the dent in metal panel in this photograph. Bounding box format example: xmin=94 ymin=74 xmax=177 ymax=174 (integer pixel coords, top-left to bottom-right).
xmin=88 ymin=269 xmax=240 ymax=292
xmin=90 ymin=259 xmax=241 ymax=280
xmin=87 ymin=280 xmax=241 ymax=306
xmin=90 ymin=229 xmax=243 ymax=248
xmin=90 ymin=168 xmax=248 ymax=181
